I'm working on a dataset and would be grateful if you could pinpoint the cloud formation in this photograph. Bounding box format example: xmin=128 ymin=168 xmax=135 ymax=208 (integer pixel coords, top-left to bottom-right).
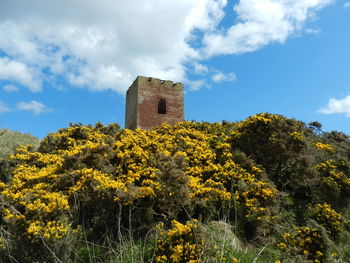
xmin=17 ymin=101 xmax=50 ymax=115
xmin=0 ymin=0 xmax=226 ymax=93
xmin=187 ymin=79 xmax=210 ymax=91
xmin=345 ymin=2 xmax=350 ymax=8
xmin=193 ymin=62 xmax=209 ymax=75
xmin=0 ymin=101 xmax=10 ymax=113
xmin=0 ymin=0 xmax=334 ymax=93
xmin=305 ymin=28 xmax=321 ymax=35
xmin=203 ymin=0 xmax=334 ymax=56
xmin=0 ymin=57 xmax=41 ymax=92
xmin=319 ymin=95 xmax=350 ymax=117
xmin=3 ymin=84 xmax=19 ymax=93
xmin=211 ymin=72 xmax=237 ymax=83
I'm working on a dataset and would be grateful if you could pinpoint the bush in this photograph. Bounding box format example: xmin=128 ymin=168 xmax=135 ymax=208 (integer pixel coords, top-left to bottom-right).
xmin=0 ymin=115 xmax=350 ymax=262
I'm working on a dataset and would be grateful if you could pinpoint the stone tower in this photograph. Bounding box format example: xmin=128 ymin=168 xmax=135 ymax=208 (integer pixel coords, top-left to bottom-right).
xmin=125 ymin=76 xmax=184 ymax=129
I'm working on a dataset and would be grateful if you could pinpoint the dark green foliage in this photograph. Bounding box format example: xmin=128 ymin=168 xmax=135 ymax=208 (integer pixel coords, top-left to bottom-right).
xmin=229 ymin=113 xmax=307 ymax=172
xmin=1 ymin=115 xmax=350 ymax=262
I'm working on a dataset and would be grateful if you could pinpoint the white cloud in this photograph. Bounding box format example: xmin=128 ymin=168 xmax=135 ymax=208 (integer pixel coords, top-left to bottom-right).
xmin=305 ymin=28 xmax=321 ymax=35
xmin=17 ymin=100 xmax=50 ymax=115
xmin=203 ymin=0 xmax=334 ymax=56
xmin=211 ymin=72 xmax=237 ymax=83
xmin=0 ymin=57 xmax=41 ymax=92
xmin=186 ymin=79 xmax=210 ymax=91
xmin=3 ymin=84 xmax=19 ymax=93
xmin=319 ymin=95 xmax=350 ymax=117
xmin=0 ymin=101 xmax=10 ymax=113
xmin=0 ymin=0 xmax=227 ymax=93
xmin=0 ymin=0 xmax=334 ymax=93
xmin=344 ymin=2 xmax=350 ymax=8
xmin=193 ymin=62 xmax=209 ymax=75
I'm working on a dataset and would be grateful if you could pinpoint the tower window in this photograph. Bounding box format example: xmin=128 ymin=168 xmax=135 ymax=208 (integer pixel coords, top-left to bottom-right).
xmin=158 ymin=98 xmax=167 ymax=114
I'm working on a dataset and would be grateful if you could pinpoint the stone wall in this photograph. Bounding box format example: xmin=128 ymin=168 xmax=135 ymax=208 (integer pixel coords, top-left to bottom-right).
xmin=125 ymin=78 xmax=138 ymax=129
xmin=125 ymin=76 xmax=184 ymax=129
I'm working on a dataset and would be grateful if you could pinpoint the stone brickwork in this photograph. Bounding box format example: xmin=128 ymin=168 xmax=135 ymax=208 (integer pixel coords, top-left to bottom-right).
xmin=125 ymin=76 xmax=184 ymax=129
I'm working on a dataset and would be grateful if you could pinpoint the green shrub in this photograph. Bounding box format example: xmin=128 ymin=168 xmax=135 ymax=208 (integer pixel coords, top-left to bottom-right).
xmin=0 ymin=115 xmax=350 ymax=262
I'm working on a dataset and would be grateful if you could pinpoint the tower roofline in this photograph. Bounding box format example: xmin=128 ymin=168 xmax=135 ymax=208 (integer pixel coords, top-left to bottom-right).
xmin=134 ymin=76 xmax=183 ymax=87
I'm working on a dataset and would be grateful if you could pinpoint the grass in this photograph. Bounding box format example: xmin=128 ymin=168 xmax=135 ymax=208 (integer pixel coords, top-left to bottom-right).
xmin=0 ymin=129 xmax=39 ymax=157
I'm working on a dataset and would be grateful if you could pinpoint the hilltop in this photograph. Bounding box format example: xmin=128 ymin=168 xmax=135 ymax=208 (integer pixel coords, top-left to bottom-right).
xmin=0 ymin=113 xmax=349 ymax=262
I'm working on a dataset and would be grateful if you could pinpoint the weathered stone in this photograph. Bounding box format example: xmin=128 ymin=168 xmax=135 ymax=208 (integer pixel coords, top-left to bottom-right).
xmin=125 ymin=76 xmax=184 ymax=129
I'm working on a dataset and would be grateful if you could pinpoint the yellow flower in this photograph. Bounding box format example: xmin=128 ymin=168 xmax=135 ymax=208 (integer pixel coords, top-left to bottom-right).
xmin=313 ymin=142 xmax=334 ymax=153
xmin=316 ymin=251 xmax=323 ymax=258
xmin=283 ymin=233 xmax=291 ymax=239
xmin=277 ymin=242 xmax=287 ymax=249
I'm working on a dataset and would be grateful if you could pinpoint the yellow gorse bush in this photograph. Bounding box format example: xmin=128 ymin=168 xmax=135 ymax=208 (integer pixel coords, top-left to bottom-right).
xmin=27 ymin=220 xmax=69 ymax=239
xmin=1 ymin=115 xmax=350 ymax=262
xmin=312 ymin=203 xmax=342 ymax=235
xmin=281 ymin=227 xmax=326 ymax=263
xmin=155 ymin=220 xmax=203 ymax=263
xmin=316 ymin=160 xmax=350 ymax=191
xmin=313 ymin=142 xmax=334 ymax=153
xmin=1 ymin=121 xmax=277 ymax=245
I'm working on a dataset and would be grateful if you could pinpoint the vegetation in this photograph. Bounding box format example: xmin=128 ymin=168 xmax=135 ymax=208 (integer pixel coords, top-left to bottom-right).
xmin=0 ymin=128 xmax=39 ymax=158
xmin=0 ymin=114 xmax=349 ymax=262
xmin=0 ymin=129 xmax=39 ymax=184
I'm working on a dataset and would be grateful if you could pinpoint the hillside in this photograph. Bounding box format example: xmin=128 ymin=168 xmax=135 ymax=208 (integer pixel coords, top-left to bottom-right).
xmin=0 ymin=129 xmax=39 ymax=184
xmin=0 ymin=114 xmax=349 ymax=263
xmin=0 ymin=128 xmax=39 ymax=157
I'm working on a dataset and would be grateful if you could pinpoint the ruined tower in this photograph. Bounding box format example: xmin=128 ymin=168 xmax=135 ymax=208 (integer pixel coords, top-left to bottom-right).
xmin=125 ymin=76 xmax=184 ymax=129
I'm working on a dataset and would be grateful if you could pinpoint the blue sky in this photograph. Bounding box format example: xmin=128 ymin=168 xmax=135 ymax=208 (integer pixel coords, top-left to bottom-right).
xmin=0 ymin=0 xmax=350 ymax=139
